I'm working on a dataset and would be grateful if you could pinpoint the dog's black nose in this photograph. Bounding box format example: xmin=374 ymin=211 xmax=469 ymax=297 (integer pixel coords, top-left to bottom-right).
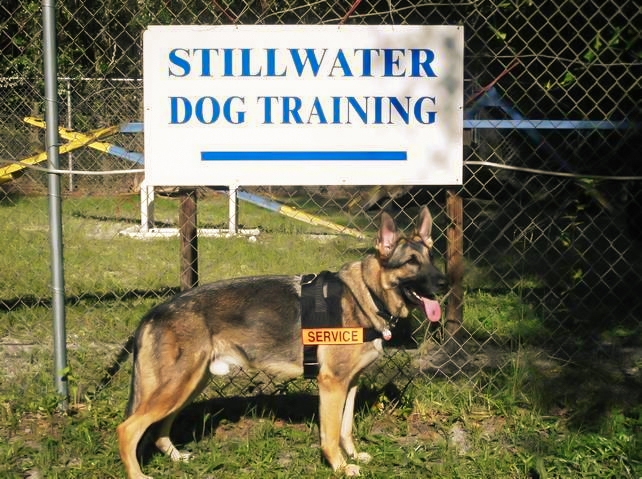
xmin=436 ymin=274 xmax=448 ymax=293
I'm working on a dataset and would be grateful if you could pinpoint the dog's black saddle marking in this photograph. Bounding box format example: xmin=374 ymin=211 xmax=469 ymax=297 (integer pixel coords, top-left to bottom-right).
xmin=300 ymin=271 xmax=382 ymax=379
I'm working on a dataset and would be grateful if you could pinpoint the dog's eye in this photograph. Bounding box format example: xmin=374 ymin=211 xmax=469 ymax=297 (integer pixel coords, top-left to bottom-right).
xmin=405 ymin=256 xmax=420 ymax=266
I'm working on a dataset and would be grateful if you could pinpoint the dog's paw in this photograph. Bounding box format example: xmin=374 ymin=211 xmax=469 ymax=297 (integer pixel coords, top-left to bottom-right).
xmin=169 ymin=450 xmax=192 ymax=462
xmin=343 ymin=464 xmax=361 ymax=476
xmin=353 ymin=452 xmax=372 ymax=464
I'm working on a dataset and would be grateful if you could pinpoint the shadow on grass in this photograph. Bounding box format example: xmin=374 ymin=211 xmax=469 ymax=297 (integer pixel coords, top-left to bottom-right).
xmin=419 ymin=330 xmax=641 ymax=433
xmin=529 ymin=349 xmax=642 ymax=431
xmin=136 ymin=384 xmax=398 ymax=468
xmin=0 ymin=286 xmax=180 ymax=312
xmin=449 ymin=182 xmax=642 ymax=428
xmin=70 ymin=211 xmax=243 ymax=230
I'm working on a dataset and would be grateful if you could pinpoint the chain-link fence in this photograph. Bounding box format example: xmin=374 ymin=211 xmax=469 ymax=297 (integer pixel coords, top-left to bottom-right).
xmin=1 ymin=1 xmax=641 ymax=402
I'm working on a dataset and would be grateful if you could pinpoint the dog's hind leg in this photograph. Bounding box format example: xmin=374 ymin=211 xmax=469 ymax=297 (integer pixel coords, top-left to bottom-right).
xmin=154 ymin=372 xmax=210 ymax=462
xmin=154 ymin=413 xmax=192 ymax=462
xmin=118 ymin=347 xmax=210 ymax=479
xmin=118 ymin=412 xmax=156 ymax=479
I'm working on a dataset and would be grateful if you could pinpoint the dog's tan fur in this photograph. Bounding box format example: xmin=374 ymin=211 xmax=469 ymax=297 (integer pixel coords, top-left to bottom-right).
xmin=117 ymin=206 xmax=445 ymax=478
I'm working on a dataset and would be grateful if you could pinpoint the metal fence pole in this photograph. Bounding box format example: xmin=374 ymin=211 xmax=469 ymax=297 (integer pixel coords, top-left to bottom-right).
xmin=42 ymin=0 xmax=68 ymax=404
xmin=65 ymin=79 xmax=73 ymax=192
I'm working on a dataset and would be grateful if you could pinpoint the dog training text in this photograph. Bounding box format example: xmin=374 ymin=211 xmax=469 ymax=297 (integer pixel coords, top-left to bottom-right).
xmin=166 ymin=47 xmax=440 ymax=126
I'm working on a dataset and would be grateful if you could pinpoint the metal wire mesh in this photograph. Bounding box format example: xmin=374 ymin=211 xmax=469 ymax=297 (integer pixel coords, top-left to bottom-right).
xmin=1 ymin=0 xmax=640 ymax=398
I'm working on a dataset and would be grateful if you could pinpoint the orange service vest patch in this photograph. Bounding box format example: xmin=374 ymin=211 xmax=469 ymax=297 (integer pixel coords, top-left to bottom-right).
xmin=302 ymin=328 xmax=364 ymax=345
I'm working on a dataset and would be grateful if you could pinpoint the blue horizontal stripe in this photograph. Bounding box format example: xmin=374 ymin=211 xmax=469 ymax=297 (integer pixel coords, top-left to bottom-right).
xmin=201 ymin=151 xmax=407 ymax=161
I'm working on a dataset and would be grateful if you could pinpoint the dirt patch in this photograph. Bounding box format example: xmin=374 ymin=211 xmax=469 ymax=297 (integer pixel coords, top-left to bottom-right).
xmin=407 ymin=411 xmax=445 ymax=445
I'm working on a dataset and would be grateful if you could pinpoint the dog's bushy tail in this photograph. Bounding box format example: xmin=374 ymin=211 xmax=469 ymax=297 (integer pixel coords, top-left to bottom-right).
xmin=124 ymin=337 xmax=140 ymax=417
xmin=90 ymin=334 xmax=135 ymax=401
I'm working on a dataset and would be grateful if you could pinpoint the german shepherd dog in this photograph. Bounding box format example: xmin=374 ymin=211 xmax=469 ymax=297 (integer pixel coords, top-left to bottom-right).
xmin=117 ymin=206 xmax=446 ymax=478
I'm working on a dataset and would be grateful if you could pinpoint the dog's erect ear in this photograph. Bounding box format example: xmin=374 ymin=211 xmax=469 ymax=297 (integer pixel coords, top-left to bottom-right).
xmin=417 ymin=206 xmax=434 ymax=249
xmin=376 ymin=211 xmax=398 ymax=259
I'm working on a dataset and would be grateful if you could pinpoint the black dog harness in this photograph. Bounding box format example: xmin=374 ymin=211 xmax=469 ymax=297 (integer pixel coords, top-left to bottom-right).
xmin=300 ymin=271 xmax=388 ymax=378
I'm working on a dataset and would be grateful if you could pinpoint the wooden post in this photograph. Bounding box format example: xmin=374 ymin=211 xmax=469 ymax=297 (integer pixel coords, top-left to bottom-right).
xmin=179 ymin=189 xmax=198 ymax=290
xmin=445 ymin=190 xmax=464 ymax=335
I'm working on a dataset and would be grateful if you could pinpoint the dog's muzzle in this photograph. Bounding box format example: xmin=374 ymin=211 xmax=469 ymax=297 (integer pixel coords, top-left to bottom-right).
xmin=403 ymin=287 xmax=442 ymax=322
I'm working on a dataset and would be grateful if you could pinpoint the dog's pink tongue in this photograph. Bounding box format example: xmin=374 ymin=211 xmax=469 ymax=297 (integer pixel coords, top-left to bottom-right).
xmin=421 ymin=297 xmax=442 ymax=322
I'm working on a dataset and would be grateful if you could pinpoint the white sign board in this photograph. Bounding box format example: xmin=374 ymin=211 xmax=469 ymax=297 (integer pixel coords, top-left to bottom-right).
xmin=143 ymin=25 xmax=463 ymax=186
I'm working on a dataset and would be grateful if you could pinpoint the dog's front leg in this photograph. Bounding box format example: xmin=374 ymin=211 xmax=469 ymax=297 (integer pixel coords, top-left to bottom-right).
xmin=318 ymin=372 xmax=361 ymax=476
xmin=340 ymin=385 xmax=372 ymax=465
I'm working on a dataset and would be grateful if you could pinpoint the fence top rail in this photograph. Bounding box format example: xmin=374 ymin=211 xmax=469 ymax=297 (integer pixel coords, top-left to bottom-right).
xmin=463 ymin=119 xmax=634 ymax=130
xmin=120 ymin=120 xmax=635 ymax=133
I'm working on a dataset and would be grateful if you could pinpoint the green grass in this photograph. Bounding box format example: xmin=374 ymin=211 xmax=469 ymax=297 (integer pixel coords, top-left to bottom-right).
xmin=1 ymin=358 xmax=639 ymax=478
xmin=463 ymin=290 xmax=546 ymax=344
xmin=1 ymin=192 xmax=367 ymax=299
xmin=1 ymin=193 xmax=641 ymax=478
